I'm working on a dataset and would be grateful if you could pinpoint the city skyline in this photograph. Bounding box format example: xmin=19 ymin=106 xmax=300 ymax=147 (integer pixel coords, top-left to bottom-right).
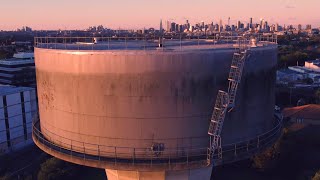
xmin=0 ymin=0 xmax=319 ymax=30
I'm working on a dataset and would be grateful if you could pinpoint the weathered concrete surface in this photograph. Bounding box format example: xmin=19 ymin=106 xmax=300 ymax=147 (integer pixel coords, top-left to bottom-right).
xmin=35 ymin=45 xmax=277 ymax=161
xmin=105 ymin=165 xmax=213 ymax=180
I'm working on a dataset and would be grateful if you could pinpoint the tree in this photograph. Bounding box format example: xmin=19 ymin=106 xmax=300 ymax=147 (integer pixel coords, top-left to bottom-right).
xmin=37 ymin=158 xmax=75 ymax=180
xmin=312 ymin=170 xmax=320 ymax=180
xmin=303 ymin=78 xmax=314 ymax=85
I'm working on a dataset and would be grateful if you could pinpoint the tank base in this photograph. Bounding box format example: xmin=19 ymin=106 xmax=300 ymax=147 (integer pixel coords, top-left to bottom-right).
xmin=105 ymin=166 xmax=213 ymax=180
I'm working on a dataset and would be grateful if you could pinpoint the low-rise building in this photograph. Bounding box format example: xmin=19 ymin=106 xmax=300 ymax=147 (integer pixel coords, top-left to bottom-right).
xmin=305 ymin=59 xmax=320 ymax=73
xmin=277 ymin=69 xmax=305 ymax=83
xmin=283 ymin=104 xmax=320 ymax=125
xmin=0 ymin=85 xmax=37 ymax=155
xmin=0 ymin=52 xmax=35 ymax=87
xmin=284 ymin=60 xmax=320 ymax=84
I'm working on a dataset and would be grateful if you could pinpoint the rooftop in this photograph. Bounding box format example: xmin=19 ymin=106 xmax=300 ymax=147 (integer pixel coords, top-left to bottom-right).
xmin=34 ymin=35 xmax=277 ymax=51
xmin=289 ymin=66 xmax=320 ymax=74
xmin=306 ymin=59 xmax=320 ymax=67
xmin=0 ymin=85 xmax=34 ymax=96
xmin=278 ymin=68 xmax=303 ymax=75
xmin=0 ymin=59 xmax=34 ymax=66
xmin=13 ymin=52 xmax=34 ymax=59
xmin=0 ymin=53 xmax=35 ymax=66
xmin=283 ymin=104 xmax=320 ymax=120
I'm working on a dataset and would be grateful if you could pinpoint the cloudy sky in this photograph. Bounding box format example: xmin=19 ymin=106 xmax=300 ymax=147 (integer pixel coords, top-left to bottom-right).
xmin=0 ymin=0 xmax=319 ymax=30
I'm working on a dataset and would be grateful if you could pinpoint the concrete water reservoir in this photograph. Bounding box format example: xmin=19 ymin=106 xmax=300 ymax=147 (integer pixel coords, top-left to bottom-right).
xmin=33 ymin=37 xmax=280 ymax=180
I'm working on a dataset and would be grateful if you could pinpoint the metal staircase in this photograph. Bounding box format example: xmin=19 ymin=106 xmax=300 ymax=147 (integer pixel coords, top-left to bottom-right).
xmin=207 ymin=38 xmax=250 ymax=164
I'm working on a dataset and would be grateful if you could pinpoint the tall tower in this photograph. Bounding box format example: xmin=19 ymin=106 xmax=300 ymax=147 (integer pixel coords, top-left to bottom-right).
xmin=237 ymin=21 xmax=241 ymax=29
xmin=166 ymin=21 xmax=171 ymax=32
xmin=160 ymin=19 xmax=163 ymax=33
xmin=219 ymin=19 xmax=223 ymax=32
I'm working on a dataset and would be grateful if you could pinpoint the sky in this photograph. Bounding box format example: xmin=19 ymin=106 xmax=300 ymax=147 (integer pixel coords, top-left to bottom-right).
xmin=0 ymin=0 xmax=319 ymax=30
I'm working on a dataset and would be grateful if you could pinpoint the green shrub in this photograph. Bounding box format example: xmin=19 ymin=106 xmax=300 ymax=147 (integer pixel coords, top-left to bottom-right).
xmin=252 ymin=129 xmax=284 ymax=170
xmin=312 ymin=170 xmax=320 ymax=180
xmin=37 ymin=157 xmax=74 ymax=180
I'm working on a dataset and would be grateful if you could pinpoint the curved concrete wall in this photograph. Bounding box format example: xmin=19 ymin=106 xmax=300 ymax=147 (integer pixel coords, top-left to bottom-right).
xmin=35 ymin=45 xmax=277 ymax=158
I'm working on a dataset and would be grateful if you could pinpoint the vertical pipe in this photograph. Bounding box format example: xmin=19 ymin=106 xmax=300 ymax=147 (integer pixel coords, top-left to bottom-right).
xmin=169 ymin=153 xmax=171 ymax=168
xmin=150 ymin=150 xmax=153 ymax=167
xmin=186 ymin=148 xmax=189 ymax=165
xmin=98 ymin=145 xmax=100 ymax=161
xmin=3 ymin=96 xmax=11 ymax=148
xmin=180 ymin=34 xmax=182 ymax=50
xmin=20 ymin=92 xmax=27 ymax=140
xmin=132 ymin=148 xmax=135 ymax=165
xmin=77 ymin=37 xmax=79 ymax=50
xmin=108 ymin=37 xmax=110 ymax=50
xmin=125 ymin=36 xmax=127 ymax=50
xmin=198 ymin=35 xmax=200 ymax=46
xmin=114 ymin=147 xmax=117 ymax=166
xmin=71 ymin=141 xmax=73 ymax=158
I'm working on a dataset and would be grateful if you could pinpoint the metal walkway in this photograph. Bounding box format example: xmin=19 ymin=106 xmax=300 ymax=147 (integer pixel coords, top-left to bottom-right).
xmin=207 ymin=38 xmax=250 ymax=165
xmin=32 ymin=116 xmax=282 ymax=171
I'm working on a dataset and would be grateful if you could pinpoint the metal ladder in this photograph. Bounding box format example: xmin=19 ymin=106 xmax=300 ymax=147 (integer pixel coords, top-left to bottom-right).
xmin=207 ymin=38 xmax=249 ymax=165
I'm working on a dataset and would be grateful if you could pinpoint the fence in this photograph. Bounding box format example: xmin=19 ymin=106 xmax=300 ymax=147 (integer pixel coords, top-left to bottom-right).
xmin=34 ymin=34 xmax=277 ymax=51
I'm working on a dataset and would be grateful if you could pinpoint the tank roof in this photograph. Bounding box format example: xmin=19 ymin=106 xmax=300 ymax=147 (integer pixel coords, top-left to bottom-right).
xmin=34 ymin=36 xmax=277 ymax=51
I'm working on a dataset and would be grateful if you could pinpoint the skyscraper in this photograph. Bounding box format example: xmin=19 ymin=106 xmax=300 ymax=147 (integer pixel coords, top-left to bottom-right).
xmin=166 ymin=21 xmax=171 ymax=32
xmin=306 ymin=24 xmax=312 ymax=30
xmin=160 ymin=19 xmax=163 ymax=33
xmin=237 ymin=21 xmax=241 ymax=29
xmin=219 ymin=19 xmax=223 ymax=32
xmin=170 ymin=22 xmax=176 ymax=32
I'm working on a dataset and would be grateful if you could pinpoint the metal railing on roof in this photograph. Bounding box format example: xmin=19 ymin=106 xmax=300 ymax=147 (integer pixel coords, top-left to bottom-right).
xmin=34 ymin=34 xmax=277 ymax=51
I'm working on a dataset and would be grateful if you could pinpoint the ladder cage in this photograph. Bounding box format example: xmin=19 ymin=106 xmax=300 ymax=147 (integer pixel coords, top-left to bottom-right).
xmin=207 ymin=37 xmax=250 ymax=164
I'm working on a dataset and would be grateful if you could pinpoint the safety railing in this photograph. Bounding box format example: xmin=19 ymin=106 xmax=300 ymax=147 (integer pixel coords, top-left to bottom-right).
xmin=34 ymin=34 xmax=277 ymax=51
xmin=32 ymin=115 xmax=282 ymax=170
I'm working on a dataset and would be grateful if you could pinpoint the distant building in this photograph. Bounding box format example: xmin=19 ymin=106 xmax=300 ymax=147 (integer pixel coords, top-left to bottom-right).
xmin=166 ymin=21 xmax=171 ymax=32
xmin=288 ymin=65 xmax=320 ymax=83
xmin=0 ymin=53 xmax=36 ymax=87
xmin=11 ymin=41 xmax=32 ymax=46
xmin=283 ymin=104 xmax=320 ymax=125
xmin=277 ymin=60 xmax=320 ymax=85
xmin=277 ymin=69 xmax=305 ymax=83
xmin=170 ymin=22 xmax=176 ymax=32
xmin=306 ymin=24 xmax=312 ymax=30
xmin=305 ymin=59 xmax=320 ymax=73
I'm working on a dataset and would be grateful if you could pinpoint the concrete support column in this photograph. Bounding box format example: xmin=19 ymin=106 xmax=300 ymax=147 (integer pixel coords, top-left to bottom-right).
xmin=105 ymin=166 xmax=213 ymax=180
